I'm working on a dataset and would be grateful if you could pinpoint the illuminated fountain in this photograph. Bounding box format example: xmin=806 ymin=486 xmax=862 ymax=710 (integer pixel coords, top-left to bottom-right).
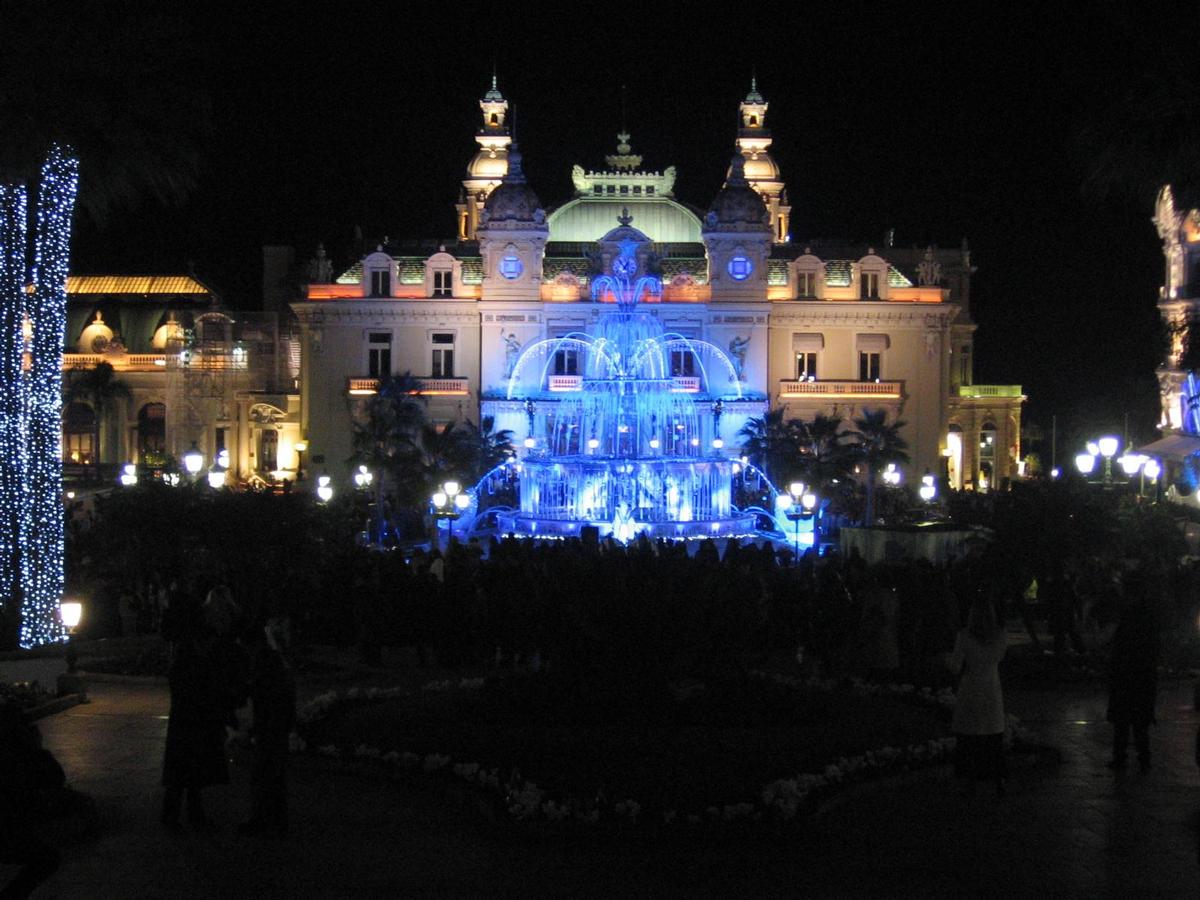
xmin=487 ymin=235 xmax=762 ymax=541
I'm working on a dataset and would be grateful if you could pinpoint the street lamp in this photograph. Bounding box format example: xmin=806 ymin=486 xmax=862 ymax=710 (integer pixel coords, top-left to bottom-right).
xmin=207 ymin=462 xmax=226 ymax=489
xmin=183 ymin=442 xmax=204 ymax=478
xmin=431 ymin=481 xmax=471 ymax=544
xmin=59 ymin=599 xmax=83 ymax=673
xmin=354 ymin=465 xmax=374 ymax=489
xmin=1075 ymin=452 xmax=1097 ymax=477
xmin=294 ymin=440 xmax=308 ymax=481
xmin=119 ymin=463 xmax=138 ymax=487
xmin=882 ymin=463 xmax=902 ymax=486
xmin=316 ymin=475 xmax=333 ymax=502
xmin=919 ymin=472 xmax=936 ymax=503
xmin=1098 ymin=435 xmax=1119 ymax=483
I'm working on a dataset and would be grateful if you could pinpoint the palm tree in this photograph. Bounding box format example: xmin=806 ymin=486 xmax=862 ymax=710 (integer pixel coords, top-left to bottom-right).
xmin=847 ymin=409 xmax=910 ymax=526
xmin=796 ymin=413 xmax=855 ymax=493
xmin=350 ymin=373 xmax=429 ymax=538
xmin=63 ymin=361 xmax=131 ymax=482
xmin=737 ymin=407 xmax=803 ymax=486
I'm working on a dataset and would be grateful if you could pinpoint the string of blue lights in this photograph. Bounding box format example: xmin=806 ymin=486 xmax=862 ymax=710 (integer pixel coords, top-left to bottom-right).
xmin=0 ymin=184 xmax=30 ymax=630
xmin=20 ymin=147 xmax=79 ymax=647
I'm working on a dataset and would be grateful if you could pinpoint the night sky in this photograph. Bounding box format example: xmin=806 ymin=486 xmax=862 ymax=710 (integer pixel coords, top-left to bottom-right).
xmin=13 ymin=3 xmax=1200 ymax=461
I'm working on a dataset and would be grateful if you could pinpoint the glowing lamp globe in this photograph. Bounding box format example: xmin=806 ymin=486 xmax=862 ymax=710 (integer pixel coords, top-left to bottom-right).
xmin=1075 ymin=452 xmax=1096 ymax=475
xmin=523 ymin=437 xmax=536 ymax=449
xmin=59 ymin=600 xmax=82 ymax=631
xmin=801 ymin=492 xmax=817 ymax=512
xmin=1143 ymin=459 xmax=1161 ymax=480
xmin=712 ymin=438 xmax=724 ymax=449
xmin=454 ymin=493 xmax=471 ymax=511
xmin=1098 ymin=436 xmax=1119 ymax=458
xmin=431 ymin=491 xmax=448 ymax=509
xmin=294 ymin=440 xmax=308 ymax=454
xmin=443 ymin=480 xmax=461 ymax=498
xmin=120 ymin=463 xmax=138 ymax=487
xmin=207 ymin=467 xmax=225 ymax=489
xmin=1118 ymin=454 xmax=1143 ymax=476
xmin=587 ymin=437 xmax=600 ymax=450
xmin=775 ymin=493 xmax=793 ymax=511
xmin=649 ymin=438 xmax=660 ymax=449
xmin=1050 ymin=467 xmax=1060 ymax=479
xmin=183 ymin=444 xmax=204 ymax=475
xmin=1086 ymin=441 xmax=1100 ymax=456
xmin=919 ymin=484 xmax=936 ymax=502
xmin=316 ymin=475 xmax=333 ymax=502
xmin=788 ymin=482 xmax=805 ymax=499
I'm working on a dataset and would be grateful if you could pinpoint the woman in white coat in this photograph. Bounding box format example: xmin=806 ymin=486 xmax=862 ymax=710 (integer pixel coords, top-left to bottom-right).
xmin=949 ymin=593 xmax=1008 ymax=795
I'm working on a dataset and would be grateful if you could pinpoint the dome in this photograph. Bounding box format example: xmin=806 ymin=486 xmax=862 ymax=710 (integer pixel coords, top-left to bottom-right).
xmin=707 ymin=154 xmax=769 ymax=229
xmin=467 ymin=146 xmax=509 ymax=180
xmin=741 ymin=151 xmax=780 ymax=182
xmin=481 ymin=145 xmax=544 ymax=226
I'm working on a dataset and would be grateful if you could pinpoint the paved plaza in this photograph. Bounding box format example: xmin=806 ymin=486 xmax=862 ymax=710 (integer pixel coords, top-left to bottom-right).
xmin=4 ymin=667 xmax=1200 ymax=897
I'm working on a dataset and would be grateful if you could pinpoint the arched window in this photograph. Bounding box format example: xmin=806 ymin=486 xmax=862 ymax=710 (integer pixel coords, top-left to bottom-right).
xmin=138 ymin=403 xmax=166 ymax=466
xmin=63 ymin=402 xmax=95 ymax=465
xmin=979 ymin=423 xmax=997 ymax=490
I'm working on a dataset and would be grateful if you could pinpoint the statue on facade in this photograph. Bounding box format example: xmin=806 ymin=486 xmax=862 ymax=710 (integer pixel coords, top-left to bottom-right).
xmin=503 ymin=332 xmax=522 ymax=379
xmin=917 ymin=246 xmax=942 ymax=286
xmin=308 ymin=243 xmax=333 ymax=284
xmin=728 ymin=335 xmax=750 ymax=381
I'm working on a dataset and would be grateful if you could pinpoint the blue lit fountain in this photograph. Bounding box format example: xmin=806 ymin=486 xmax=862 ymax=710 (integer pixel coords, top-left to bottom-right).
xmin=489 ymin=235 xmax=760 ymax=541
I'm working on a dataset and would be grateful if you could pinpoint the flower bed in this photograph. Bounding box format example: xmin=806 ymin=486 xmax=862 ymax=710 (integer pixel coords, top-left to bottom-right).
xmin=298 ymin=672 xmax=961 ymax=827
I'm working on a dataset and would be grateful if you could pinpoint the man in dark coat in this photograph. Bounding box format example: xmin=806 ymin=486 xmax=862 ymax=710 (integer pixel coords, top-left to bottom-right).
xmin=1106 ymin=569 xmax=1160 ymax=772
xmin=160 ymin=585 xmax=247 ymax=829
xmin=239 ymin=616 xmax=297 ymax=837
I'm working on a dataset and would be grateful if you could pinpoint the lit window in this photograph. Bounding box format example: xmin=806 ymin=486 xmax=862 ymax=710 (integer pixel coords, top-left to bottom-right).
xmin=431 ymin=332 xmax=455 ymax=377
xmin=859 ymin=351 xmax=881 ymax=382
xmin=727 ymin=256 xmax=753 ymax=281
xmin=797 ymin=271 xmax=817 ymax=297
xmin=796 ymin=352 xmax=818 ymax=380
xmin=553 ymin=347 xmax=579 ymax=376
xmin=860 ymin=271 xmax=880 ymax=299
xmin=433 ymin=270 xmax=452 ymax=297
xmin=499 ymin=255 xmax=523 ymax=280
xmin=670 ymin=350 xmax=696 ymax=377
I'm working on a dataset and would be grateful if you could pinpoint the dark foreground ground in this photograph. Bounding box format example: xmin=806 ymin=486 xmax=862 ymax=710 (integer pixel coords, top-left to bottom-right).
xmin=4 ymin=670 xmax=1200 ymax=898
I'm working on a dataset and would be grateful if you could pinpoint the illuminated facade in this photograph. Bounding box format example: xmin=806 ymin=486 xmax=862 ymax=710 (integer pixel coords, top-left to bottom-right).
xmin=60 ymin=275 xmax=301 ymax=484
xmin=287 ymin=80 xmax=1023 ymax=493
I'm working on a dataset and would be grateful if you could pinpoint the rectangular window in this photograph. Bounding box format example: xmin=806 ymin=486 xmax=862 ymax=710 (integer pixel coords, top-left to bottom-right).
xmin=859 ymin=351 xmax=881 ymax=382
xmin=670 ymin=349 xmax=696 ymax=377
xmin=959 ymin=344 xmax=972 ymax=386
xmin=860 ymin=271 xmax=880 ymax=299
xmin=215 ymin=427 xmax=227 ymax=455
xmin=553 ymin=347 xmax=579 ymax=376
xmin=367 ymin=332 xmax=392 ymax=377
xmin=433 ymin=270 xmax=452 ymax=297
xmin=260 ymin=430 xmax=278 ymax=472
xmin=796 ymin=352 xmax=818 ymax=380
xmin=370 ymin=269 xmax=391 ymax=297
xmin=431 ymin=332 xmax=454 ymax=377
xmin=797 ymin=271 xmax=816 ymax=297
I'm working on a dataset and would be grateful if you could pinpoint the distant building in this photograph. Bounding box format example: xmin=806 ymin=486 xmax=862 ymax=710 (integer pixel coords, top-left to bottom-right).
xmin=61 ymin=275 xmax=301 ymax=484
xmin=291 ymin=80 xmax=1023 ymax=493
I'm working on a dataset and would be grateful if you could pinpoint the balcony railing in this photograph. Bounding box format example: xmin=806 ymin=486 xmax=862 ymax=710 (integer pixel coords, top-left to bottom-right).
xmin=957 ymin=384 xmax=1023 ymax=398
xmin=548 ymin=375 xmax=582 ymax=392
xmin=347 ymin=377 xmax=469 ymax=396
xmin=779 ymin=379 xmax=903 ymax=399
xmin=670 ymin=376 xmax=701 ymax=393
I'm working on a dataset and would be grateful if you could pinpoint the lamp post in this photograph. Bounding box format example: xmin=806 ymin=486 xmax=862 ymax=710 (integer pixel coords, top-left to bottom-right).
xmin=316 ymin=475 xmax=333 ymax=502
xmin=119 ymin=463 xmax=138 ymax=487
xmin=57 ymin=598 xmax=86 ymax=699
xmin=1098 ymin=435 xmax=1119 ymax=484
xmin=431 ymin=480 xmax=472 ymax=547
xmin=919 ymin=472 xmax=936 ymax=503
xmin=183 ymin=443 xmax=204 ymax=482
xmin=207 ymin=462 xmax=226 ymax=490
xmin=1143 ymin=457 xmax=1161 ymax=501
xmin=354 ymin=465 xmax=374 ymax=490
xmin=294 ymin=440 xmax=308 ymax=482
